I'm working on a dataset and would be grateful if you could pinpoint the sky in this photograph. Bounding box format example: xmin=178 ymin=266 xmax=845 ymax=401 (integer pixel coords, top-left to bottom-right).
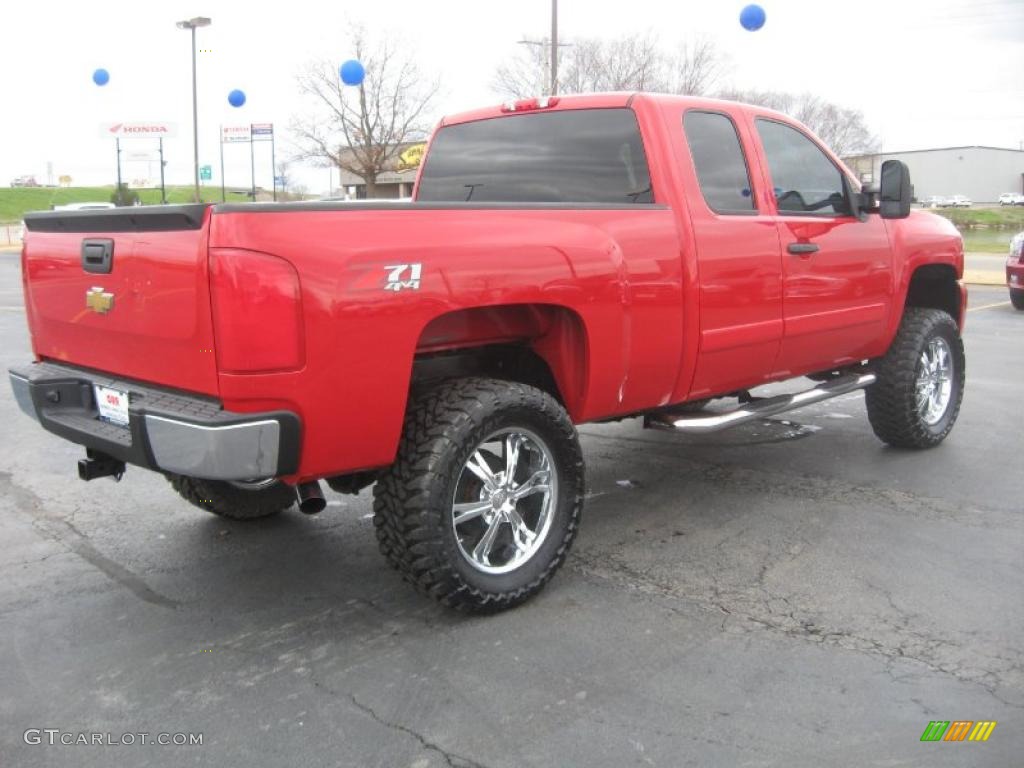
xmin=1 ymin=0 xmax=1021 ymax=196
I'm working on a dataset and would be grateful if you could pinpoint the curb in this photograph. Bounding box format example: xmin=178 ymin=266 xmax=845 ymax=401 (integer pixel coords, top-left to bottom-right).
xmin=963 ymin=270 xmax=1004 ymax=287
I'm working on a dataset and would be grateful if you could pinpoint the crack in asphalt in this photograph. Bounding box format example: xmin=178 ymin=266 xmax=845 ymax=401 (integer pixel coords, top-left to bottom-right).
xmin=307 ymin=677 xmax=490 ymax=768
xmin=0 ymin=470 xmax=179 ymax=609
xmin=581 ymin=429 xmax=1017 ymax=523
xmin=569 ymin=548 xmax=1023 ymax=710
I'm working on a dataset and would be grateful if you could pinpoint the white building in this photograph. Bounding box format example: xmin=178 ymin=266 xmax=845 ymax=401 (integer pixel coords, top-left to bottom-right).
xmin=843 ymin=146 xmax=1024 ymax=204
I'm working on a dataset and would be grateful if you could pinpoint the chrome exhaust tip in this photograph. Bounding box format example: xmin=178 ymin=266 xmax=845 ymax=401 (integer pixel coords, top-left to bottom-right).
xmin=296 ymin=481 xmax=326 ymax=515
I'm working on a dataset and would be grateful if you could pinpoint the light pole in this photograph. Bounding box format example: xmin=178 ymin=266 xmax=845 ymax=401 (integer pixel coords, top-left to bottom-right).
xmin=518 ymin=0 xmax=567 ymax=95
xmin=176 ymin=16 xmax=211 ymax=203
xmin=550 ymin=0 xmax=558 ymax=95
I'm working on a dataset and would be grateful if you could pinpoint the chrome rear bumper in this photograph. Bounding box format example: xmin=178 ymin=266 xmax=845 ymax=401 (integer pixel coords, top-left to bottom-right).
xmin=9 ymin=362 xmax=299 ymax=481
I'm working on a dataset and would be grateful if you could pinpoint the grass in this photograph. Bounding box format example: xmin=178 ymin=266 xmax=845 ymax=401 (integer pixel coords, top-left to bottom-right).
xmin=926 ymin=206 xmax=1024 ymax=253
xmin=960 ymin=228 xmax=1016 ymax=253
xmin=0 ymin=186 xmax=252 ymax=224
xmin=929 ymin=205 xmax=1024 ymax=229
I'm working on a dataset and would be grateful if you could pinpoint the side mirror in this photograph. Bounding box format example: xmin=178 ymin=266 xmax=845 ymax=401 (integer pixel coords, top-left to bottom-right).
xmin=879 ymin=160 xmax=912 ymax=219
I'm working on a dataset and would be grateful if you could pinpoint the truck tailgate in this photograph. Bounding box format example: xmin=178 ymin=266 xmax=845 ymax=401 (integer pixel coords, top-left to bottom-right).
xmin=21 ymin=205 xmax=219 ymax=395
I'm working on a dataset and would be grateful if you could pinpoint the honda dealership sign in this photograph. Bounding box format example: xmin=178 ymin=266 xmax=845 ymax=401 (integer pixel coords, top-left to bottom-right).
xmin=101 ymin=122 xmax=178 ymax=139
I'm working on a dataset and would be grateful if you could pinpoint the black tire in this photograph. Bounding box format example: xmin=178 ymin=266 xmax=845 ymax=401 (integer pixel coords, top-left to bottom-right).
xmin=865 ymin=308 xmax=965 ymax=449
xmin=373 ymin=378 xmax=584 ymax=613
xmin=167 ymin=475 xmax=295 ymax=520
xmin=1010 ymin=289 xmax=1024 ymax=311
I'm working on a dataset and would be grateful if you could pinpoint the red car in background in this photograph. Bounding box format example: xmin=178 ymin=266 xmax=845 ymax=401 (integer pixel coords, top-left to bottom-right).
xmin=1009 ymin=232 xmax=1024 ymax=310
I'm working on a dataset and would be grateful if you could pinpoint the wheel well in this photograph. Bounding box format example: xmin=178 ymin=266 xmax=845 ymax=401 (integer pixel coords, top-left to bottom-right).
xmin=412 ymin=304 xmax=588 ymax=415
xmin=904 ymin=264 xmax=961 ymax=326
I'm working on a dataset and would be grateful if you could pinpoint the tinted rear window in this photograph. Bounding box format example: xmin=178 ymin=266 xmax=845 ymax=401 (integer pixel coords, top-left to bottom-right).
xmin=417 ymin=108 xmax=653 ymax=204
xmin=683 ymin=111 xmax=755 ymax=214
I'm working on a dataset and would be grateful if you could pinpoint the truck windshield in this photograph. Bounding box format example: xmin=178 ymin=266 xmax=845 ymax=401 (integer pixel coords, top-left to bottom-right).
xmin=417 ymin=108 xmax=654 ymax=204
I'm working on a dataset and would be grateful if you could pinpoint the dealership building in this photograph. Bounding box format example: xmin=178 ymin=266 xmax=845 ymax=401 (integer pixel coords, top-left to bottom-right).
xmin=334 ymin=142 xmax=425 ymax=199
xmin=843 ymin=145 xmax=1024 ymax=203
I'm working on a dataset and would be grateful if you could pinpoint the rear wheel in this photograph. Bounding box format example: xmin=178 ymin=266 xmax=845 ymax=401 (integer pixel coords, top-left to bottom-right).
xmin=167 ymin=475 xmax=295 ymax=519
xmin=1010 ymin=289 xmax=1024 ymax=310
xmin=865 ymin=308 xmax=965 ymax=449
xmin=373 ymin=378 xmax=584 ymax=613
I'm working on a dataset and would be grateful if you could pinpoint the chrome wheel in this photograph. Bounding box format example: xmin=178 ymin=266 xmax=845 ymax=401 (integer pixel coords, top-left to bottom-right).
xmin=451 ymin=427 xmax=557 ymax=575
xmin=915 ymin=336 xmax=953 ymax=425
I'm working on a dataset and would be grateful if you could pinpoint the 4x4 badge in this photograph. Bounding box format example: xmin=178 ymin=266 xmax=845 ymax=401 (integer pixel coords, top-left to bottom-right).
xmin=384 ymin=264 xmax=422 ymax=292
xmin=86 ymin=286 xmax=114 ymax=314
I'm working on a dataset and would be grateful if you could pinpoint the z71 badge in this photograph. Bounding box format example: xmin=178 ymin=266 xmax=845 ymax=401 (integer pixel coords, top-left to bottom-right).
xmin=384 ymin=263 xmax=422 ymax=292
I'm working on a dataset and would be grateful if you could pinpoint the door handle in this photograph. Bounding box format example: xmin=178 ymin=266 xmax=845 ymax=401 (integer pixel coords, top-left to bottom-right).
xmin=787 ymin=242 xmax=819 ymax=255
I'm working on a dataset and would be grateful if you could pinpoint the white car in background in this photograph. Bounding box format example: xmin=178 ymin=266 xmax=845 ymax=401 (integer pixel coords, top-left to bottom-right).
xmin=998 ymin=192 xmax=1024 ymax=206
xmin=947 ymin=195 xmax=972 ymax=208
xmin=920 ymin=195 xmax=947 ymax=208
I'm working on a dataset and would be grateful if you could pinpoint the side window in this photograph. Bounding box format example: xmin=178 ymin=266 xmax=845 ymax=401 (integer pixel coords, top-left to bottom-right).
xmin=683 ymin=111 xmax=755 ymax=214
xmin=756 ymin=119 xmax=851 ymax=216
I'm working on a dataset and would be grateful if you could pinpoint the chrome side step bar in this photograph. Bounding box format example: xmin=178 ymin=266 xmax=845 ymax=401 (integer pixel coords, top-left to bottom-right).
xmin=644 ymin=373 xmax=876 ymax=435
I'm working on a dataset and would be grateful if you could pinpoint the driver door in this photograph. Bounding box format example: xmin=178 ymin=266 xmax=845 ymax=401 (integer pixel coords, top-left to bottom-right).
xmin=753 ymin=117 xmax=894 ymax=377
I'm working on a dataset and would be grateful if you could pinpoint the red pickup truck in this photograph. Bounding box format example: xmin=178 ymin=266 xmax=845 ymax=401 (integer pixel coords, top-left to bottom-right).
xmin=10 ymin=93 xmax=966 ymax=612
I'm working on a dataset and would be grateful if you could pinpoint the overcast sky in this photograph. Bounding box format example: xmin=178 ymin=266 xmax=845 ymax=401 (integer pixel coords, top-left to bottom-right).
xmin=1 ymin=0 xmax=1021 ymax=195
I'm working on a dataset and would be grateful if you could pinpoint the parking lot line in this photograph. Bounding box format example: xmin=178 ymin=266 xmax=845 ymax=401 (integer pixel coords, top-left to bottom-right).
xmin=967 ymin=300 xmax=1011 ymax=313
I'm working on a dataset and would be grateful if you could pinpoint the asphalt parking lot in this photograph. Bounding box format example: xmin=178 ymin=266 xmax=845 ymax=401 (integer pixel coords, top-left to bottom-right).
xmin=0 ymin=249 xmax=1020 ymax=767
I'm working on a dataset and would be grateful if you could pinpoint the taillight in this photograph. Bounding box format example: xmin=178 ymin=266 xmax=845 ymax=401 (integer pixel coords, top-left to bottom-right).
xmin=209 ymin=248 xmax=304 ymax=373
xmin=1010 ymin=233 xmax=1024 ymax=264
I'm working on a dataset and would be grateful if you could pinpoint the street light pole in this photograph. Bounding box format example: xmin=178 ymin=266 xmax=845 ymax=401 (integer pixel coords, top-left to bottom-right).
xmin=177 ymin=16 xmax=211 ymax=203
xmin=550 ymin=0 xmax=558 ymax=95
xmin=519 ymin=0 xmax=567 ymax=96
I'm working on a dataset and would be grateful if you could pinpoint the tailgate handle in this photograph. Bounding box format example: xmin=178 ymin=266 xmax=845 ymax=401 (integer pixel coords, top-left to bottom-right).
xmin=81 ymin=239 xmax=114 ymax=274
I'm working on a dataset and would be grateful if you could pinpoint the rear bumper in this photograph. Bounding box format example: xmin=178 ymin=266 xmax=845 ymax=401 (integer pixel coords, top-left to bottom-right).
xmin=8 ymin=361 xmax=300 ymax=481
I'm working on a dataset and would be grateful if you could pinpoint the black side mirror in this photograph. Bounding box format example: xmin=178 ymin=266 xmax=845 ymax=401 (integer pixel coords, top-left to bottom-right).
xmin=880 ymin=160 xmax=912 ymax=219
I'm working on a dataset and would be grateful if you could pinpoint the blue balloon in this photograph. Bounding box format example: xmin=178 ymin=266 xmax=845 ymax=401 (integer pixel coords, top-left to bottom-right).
xmin=740 ymin=4 xmax=766 ymax=31
xmin=228 ymin=89 xmax=246 ymax=108
xmin=92 ymin=68 xmax=110 ymax=86
xmin=339 ymin=59 xmax=365 ymax=86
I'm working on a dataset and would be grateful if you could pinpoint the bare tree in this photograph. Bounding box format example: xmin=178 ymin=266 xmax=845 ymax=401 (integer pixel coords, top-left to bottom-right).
xmin=291 ymin=29 xmax=439 ymax=197
xmin=668 ymin=38 xmax=725 ymax=96
xmin=493 ymin=33 xmax=724 ymax=98
xmin=716 ymin=88 xmax=879 ymax=156
xmin=274 ymin=159 xmax=293 ymax=195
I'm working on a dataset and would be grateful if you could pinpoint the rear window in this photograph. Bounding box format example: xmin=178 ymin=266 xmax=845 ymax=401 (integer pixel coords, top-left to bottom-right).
xmin=416 ymin=108 xmax=654 ymax=204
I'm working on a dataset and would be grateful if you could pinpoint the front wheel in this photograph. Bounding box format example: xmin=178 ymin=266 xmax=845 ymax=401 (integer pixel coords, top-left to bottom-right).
xmin=373 ymin=378 xmax=584 ymax=613
xmin=1010 ymin=289 xmax=1024 ymax=310
xmin=865 ymin=308 xmax=965 ymax=449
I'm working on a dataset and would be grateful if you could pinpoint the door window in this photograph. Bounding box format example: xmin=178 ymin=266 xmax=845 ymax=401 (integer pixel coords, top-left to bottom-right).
xmin=756 ymin=119 xmax=851 ymax=216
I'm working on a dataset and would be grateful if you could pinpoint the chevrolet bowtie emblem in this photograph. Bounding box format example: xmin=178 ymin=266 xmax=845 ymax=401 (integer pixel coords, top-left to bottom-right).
xmin=86 ymin=286 xmax=114 ymax=314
